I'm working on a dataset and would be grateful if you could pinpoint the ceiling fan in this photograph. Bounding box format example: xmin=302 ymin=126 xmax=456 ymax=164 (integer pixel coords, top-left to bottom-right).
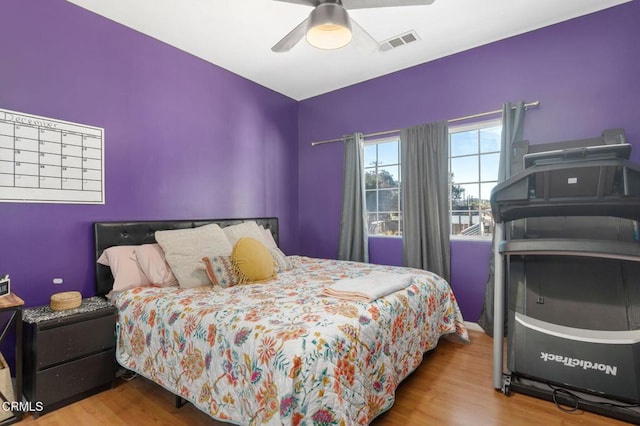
xmin=271 ymin=0 xmax=436 ymax=53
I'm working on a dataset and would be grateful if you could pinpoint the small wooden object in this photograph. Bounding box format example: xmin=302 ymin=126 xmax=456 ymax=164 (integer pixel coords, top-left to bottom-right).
xmin=50 ymin=291 xmax=82 ymax=311
xmin=0 ymin=293 xmax=24 ymax=309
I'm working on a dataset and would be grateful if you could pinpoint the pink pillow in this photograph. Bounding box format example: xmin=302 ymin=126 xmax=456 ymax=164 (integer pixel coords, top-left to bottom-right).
xmin=97 ymin=246 xmax=150 ymax=292
xmin=134 ymin=244 xmax=178 ymax=287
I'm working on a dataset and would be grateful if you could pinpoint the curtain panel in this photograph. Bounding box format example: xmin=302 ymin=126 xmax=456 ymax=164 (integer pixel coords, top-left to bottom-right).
xmin=338 ymin=132 xmax=369 ymax=263
xmin=477 ymin=101 xmax=526 ymax=336
xmin=400 ymin=121 xmax=450 ymax=282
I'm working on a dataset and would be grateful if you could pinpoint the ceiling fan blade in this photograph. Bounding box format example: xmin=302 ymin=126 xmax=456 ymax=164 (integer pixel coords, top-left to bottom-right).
xmin=272 ymin=18 xmax=309 ymax=52
xmin=272 ymin=0 xmax=319 ymax=6
xmin=350 ymin=18 xmax=380 ymax=54
xmin=342 ymin=0 xmax=435 ymax=9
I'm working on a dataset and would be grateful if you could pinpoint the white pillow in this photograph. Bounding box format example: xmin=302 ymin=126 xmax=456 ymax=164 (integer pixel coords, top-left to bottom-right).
xmin=134 ymin=244 xmax=178 ymax=287
xmin=97 ymin=246 xmax=150 ymax=292
xmin=155 ymin=223 xmax=232 ymax=289
xmin=261 ymin=226 xmax=278 ymax=250
xmin=223 ymin=221 xmax=269 ymax=247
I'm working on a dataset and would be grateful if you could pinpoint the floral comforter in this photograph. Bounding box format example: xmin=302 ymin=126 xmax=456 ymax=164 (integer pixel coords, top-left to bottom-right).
xmin=112 ymin=256 xmax=468 ymax=425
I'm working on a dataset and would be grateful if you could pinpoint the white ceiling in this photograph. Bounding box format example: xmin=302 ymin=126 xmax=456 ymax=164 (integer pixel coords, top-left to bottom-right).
xmin=66 ymin=0 xmax=630 ymax=101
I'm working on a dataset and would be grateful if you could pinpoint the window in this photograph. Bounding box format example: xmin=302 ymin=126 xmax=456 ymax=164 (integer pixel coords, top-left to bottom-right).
xmin=362 ymin=120 xmax=502 ymax=239
xmin=449 ymin=120 xmax=502 ymax=238
xmin=364 ymin=137 xmax=402 ymax=236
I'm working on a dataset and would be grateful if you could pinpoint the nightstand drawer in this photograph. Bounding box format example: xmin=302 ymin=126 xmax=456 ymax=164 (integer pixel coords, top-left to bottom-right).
xmin=23 ymin=297 xmax=117 ymax=416
xmin=35 ymin=313 xmax=115 ymax=369
xmin=31 ymin=349 xmax=115 ymax=408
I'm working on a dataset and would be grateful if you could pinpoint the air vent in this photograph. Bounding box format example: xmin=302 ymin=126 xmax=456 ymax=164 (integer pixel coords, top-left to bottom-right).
xmin=379 ymin=30 xmax=420 ymax=52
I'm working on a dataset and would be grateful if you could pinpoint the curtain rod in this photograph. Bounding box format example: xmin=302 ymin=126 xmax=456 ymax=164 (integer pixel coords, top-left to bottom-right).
xmin=310 ymin=100 xmax=540 ymax=146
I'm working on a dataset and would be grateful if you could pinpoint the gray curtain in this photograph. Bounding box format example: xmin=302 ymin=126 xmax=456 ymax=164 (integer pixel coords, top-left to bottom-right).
xmin=477 ymin=101 xmax=526 ymax=336
xmin=400 ymin=121 xmax=450 ymax=282
xmin=338 ymin=132 xmax=369 ymax=262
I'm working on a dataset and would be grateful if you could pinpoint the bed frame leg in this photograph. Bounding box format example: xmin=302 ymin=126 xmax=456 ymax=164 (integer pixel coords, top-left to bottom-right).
xmin=175 ymin=395 xmax=188 ymax=408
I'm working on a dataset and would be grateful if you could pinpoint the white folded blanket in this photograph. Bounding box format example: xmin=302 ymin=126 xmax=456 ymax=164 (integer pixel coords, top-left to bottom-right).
xmin=322 ymin=271 xmax=413 ymax=302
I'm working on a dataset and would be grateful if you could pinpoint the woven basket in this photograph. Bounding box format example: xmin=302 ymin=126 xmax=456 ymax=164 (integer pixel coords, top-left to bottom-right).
xmin=0 ymin=352 xmax=15 ymax=420
xmin=50 ymin=291 xmax=82 ymax=311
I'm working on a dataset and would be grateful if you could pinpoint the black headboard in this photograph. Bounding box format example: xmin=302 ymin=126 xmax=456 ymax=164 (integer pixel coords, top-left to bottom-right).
xmin=93 ymin=217 xmax=279 ymax=297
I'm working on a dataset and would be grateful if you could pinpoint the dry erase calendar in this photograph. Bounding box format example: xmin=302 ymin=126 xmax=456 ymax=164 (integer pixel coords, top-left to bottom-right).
xmin=0 ymin=108 xmax=104 ymax=204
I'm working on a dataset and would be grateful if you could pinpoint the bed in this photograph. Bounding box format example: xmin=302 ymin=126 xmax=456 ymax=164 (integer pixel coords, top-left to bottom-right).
xmin=94 ymin=217 xmax=468 ymax=425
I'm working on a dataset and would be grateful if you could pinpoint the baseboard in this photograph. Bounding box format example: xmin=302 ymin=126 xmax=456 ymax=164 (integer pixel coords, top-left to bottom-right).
xmin=464 ymin=321 xmax=484 ymax=332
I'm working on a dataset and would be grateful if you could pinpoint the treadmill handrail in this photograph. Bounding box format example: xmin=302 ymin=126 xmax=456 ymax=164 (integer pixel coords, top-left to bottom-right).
xmin=500 ymin=238 xmax=640 ymax=262
xmin=491 ymin=158 xmax=640 ymax=223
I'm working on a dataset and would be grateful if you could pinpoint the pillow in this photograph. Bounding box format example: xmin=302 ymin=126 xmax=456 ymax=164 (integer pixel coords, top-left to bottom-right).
xmin=97 ymin=246 xmax=150 ymax=292
xmin=155 ymin=223 xmax=232 ymax=289
xmin=257 ymin=226 xmax=292 ymax=272
xmin=260 ymin=226 xmax=278 ymax=250
xmin=134 ymin=244 xmax=178 ymax=287
xmin=231 ymin=238 xmax=276 ymax=284
xmin=223 ymin=221 xmax=269 ymax=247
xmin=269 ymin=247 xmax=293 ymax=272
xmin=201 ymin=256 xmax=240 ymax=288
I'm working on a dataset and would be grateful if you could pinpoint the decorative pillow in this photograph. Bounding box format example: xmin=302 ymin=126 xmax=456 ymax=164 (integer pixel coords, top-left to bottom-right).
xmin=231 ymin=238 xmax=276 ymax=284
xmin=97 ymin=246 xmax=150 ymax=292
xmin=201 ymin=256 xmax=240 ymax=288
xmin=155 ymin=223 xmax=232 ymax=289
xmin=223 ymin=221 xmax=269 ymax=247
xmin=269 ymin=247 xmax=293 ymax=272
xmin=134 ymin=244 xmax=178 ymax=287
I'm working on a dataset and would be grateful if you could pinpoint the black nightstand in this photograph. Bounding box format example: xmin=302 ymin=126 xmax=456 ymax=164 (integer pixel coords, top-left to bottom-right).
xmin=22 ymin=297 xmax=116 ymax=416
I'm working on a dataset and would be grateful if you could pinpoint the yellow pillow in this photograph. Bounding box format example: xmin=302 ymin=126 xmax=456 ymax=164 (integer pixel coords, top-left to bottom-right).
xmin=231 ymin=237 xmax=276 ymax=284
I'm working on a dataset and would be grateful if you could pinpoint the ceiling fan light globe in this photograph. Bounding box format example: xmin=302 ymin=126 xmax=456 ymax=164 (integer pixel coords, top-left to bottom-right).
xmin=307 ymin=25 xmax=352 ymax=49
xmin=306 ymin=3 xmax=353 ymax=50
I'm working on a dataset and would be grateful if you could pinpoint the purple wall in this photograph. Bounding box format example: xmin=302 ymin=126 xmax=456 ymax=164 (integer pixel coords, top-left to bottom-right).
xmin=1 ymin=0 xmax=299 ymax=308
xmin=368 ymin=237 xmax=403 ymax=267
xmin=298 ymin=2 xmax=640 ymax=321
xmin=2 ymin=0 xmax=638 ymax=323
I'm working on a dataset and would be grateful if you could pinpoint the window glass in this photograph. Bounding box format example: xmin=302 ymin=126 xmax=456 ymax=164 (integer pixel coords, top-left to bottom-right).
xmin=366 ymin=191 xmax=377 ymax=211
xmin=377 ymin=165 xmax=399 ymax=188
xmin=377 ymin=140 xmax=398 ymax=165
xmin=364 ymin=144 xmax=377 ymax=168
xmin=449 ymin=120 xmax=502 ymax=238
xmin=363 ymin=138 xmax=401 ymax=236
xmin=451 ymin=156 xmax=479 ymax=184
xmin=364 ymin=169 xmax=376 ymax=190
xmin=480 ymin=153 xmax=500 ymax=181
xmin=480 ymin=126 xmax=501 ymax=152
xmin=480 ymin=182 xmax=498 ymax=202
xmin=450 ymin=130 xmax=478 ymax=156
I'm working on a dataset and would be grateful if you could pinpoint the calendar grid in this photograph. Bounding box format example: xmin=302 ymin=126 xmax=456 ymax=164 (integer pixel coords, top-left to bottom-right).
xmin=0 ymin=108 xmax=104 ymax=204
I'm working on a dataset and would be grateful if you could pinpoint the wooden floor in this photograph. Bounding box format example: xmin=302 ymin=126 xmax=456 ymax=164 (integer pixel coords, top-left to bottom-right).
xmin=18 ymin=330 xmax=631 ymax=425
